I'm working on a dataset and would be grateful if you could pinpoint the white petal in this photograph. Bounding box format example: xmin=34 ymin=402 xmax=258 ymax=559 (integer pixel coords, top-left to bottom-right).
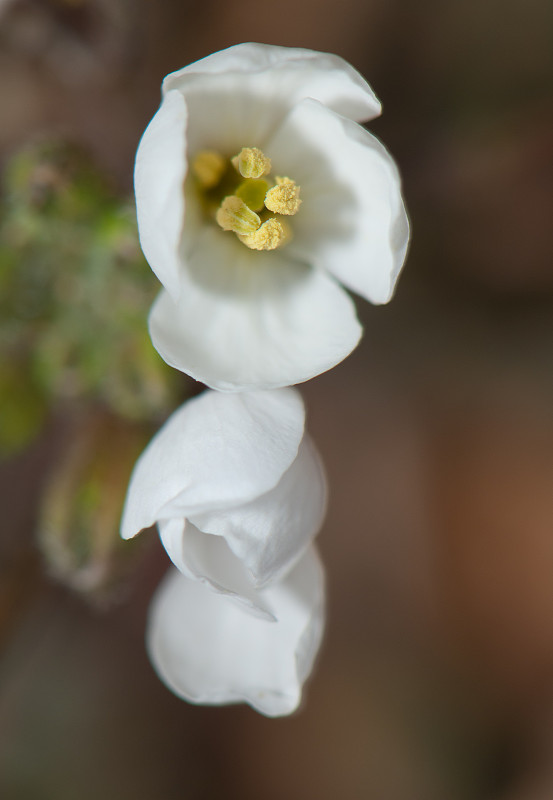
xmin=267 ymin=98 xmax=410 ymax=305
xmin=163 ymin=45 xmax=381 ymax=150
xmin=134 ymin=90 xmax=188 ymax=299
xmin=190 ymin=437 xmax=327 ymax=586
xmin=158 ymin=519 xmax=276 ymax=620
xmin=120 ymin=388 xmax=305 ymax=539
xmin=148 ymin=226 xmax=362 ymax=392
xmin=147 ymin=546 xmax=325 ymax=717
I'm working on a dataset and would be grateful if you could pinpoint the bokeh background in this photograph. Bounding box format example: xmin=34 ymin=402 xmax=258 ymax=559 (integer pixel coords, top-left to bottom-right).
xmin=2 ymin=1 xmax=553 ymax=798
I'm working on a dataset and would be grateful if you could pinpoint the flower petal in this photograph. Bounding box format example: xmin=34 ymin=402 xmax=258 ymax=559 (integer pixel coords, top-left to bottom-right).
xmin=158 ymin=519 xmax=276 ymax=620
xmin=120 ymin=388 xmax=305 ymax=539
xmin=148 ymin=226 xmax=362 ymax=391
xmin=267 ymin=98 xmax=410 ymax=305
xmin=163 ymin=44 xmax=381 ymax=146
xmin=147 ymin=546 xmax=325 ymax=717
xmin=134 ymin=90 xmax=188 ymax=299
xmin=190 ymin=436 xmax=327 ymax=586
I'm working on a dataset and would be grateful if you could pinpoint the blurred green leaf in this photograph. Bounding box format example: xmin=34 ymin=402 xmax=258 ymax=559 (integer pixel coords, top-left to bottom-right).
xmin=0 ymin=138 xmax=183 ymax=457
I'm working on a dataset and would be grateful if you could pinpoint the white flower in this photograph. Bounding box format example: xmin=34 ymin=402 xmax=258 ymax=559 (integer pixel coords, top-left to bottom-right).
xmin=120 ymin=388 xmax=326 ymax=609
xmin=147 ymin=545 xmax=325 ymax=717
xmin=135 ymin=43 xmax=410 ymax=391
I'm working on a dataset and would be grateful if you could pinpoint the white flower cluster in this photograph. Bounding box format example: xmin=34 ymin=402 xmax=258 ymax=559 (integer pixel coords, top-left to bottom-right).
xmin=122 ymin=43 xmax=409 ymax=716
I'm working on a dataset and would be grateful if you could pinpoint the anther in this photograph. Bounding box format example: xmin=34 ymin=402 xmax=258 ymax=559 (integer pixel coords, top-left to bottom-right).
xmin=239 ymin=218 xmax=288 ymax=251
xmin=232 ymin=147 xmax=271 ymax=179
xmin=191 ymin=150 xmax=226 ymax=189
xmin=216 ymin=196 xmax=261 ymax=235
xmin=264 ymin=177 xmax=301 ymax=215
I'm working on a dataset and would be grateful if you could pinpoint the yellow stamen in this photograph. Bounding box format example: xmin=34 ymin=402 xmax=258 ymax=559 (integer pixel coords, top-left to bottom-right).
xmin=191 ymin=150 xmax=226 ymax=189
xmin=215 ymin=196 xmax=261 ymax=235
xmin=231 ymin=147 xmax=271 ymax=179
xmin=193 ymin=145 xmax=299 ymax=252
xmin=264 ymin=177 xmax=302 ymax=215
xmin=238 ymin=218 xmax=288 ymax=251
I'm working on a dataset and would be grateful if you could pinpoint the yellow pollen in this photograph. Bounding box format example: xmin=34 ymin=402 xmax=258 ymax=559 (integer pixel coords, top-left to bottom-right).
xmin=264 ymin=177 xmax=302 ymax=215
xmin=193 ymin=145 xmax=299 ymax=252
xmin=215 ymin=196 xmax=261 ymax=235
xmin=232 ymin=147 xmax=271 ymax=179
xmin=191 ymin=150 xmax=226 ymax=189
xmin=238 ymin=218 xmax=288 ymax=251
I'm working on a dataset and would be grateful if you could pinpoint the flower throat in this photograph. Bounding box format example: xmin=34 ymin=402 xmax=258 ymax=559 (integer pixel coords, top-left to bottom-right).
xmin=191 ymin=147 xmax=301 ymax=251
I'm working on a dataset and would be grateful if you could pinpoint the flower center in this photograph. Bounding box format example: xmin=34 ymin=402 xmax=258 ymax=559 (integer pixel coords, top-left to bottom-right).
xmin=191 ymin=147 xmax=301 ymax=251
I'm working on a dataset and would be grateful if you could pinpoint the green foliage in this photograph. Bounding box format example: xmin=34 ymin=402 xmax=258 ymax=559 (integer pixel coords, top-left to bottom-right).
xmin=0 ymin=139 xmax=179 ymax=456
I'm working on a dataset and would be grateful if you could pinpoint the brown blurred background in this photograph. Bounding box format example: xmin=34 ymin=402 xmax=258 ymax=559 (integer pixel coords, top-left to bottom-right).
xmin=2 ymin=0 xmax=553 ymax=798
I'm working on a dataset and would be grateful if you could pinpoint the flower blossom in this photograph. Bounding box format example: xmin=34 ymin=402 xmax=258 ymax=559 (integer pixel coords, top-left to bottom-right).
xmin=120 ymin=388 xmax=326 ymax=608
xmin=135 ymin=43 xmax=410 ymax=391
xmin=148 ymin=545 xmax=325 ymax=717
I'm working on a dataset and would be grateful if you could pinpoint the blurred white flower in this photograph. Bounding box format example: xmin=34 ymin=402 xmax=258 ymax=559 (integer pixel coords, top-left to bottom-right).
xmin=135 ymin=43 xmax=410 ymax=391
xmin=120 ymin=388 xmax=326 ymax=610
xmin=148 ymin=545 xmax=325 ymax=717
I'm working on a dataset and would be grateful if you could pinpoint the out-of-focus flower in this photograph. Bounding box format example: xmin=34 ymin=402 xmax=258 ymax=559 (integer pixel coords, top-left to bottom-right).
xmin=121 ymin=388 xmax=326 ymax=608
xmin=135 ymin=43 xmax=410 ymax=391
xmin=38 ymin=409 xmax=152 ymax=602
xmin=147 ymin=545 xmax=325 ymax=717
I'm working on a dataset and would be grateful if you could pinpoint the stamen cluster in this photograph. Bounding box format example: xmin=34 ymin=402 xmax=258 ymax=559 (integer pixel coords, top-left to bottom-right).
xmin=192 ymin=146 xmax=301 ymax=251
